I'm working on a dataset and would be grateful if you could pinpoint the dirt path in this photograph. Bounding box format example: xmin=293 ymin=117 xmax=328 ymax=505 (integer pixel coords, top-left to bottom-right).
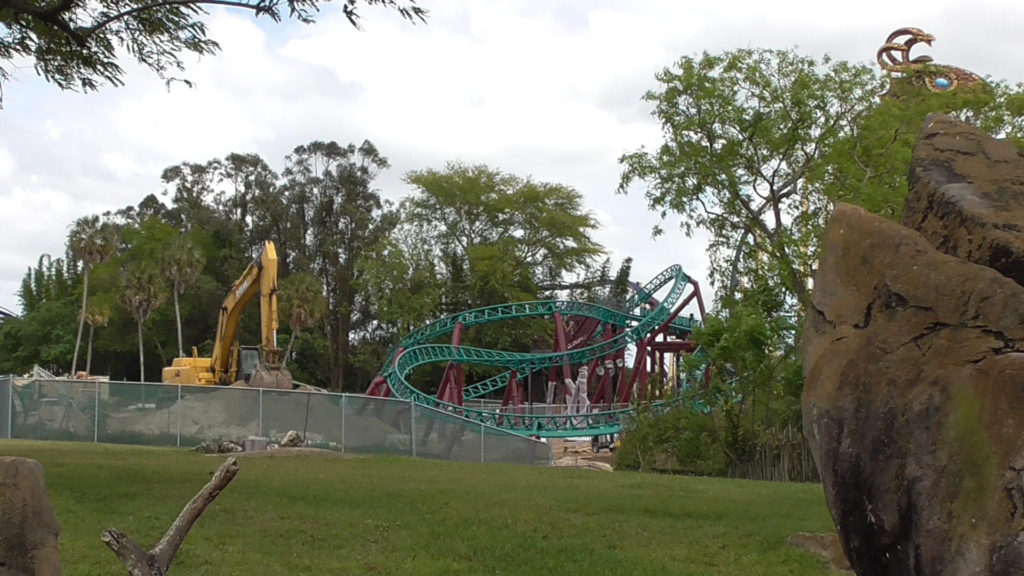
xmin=547 ymin=439 xmax=616 ymax=471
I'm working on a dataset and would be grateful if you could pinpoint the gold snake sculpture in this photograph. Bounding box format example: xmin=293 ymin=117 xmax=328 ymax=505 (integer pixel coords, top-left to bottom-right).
xmin=877 ymin=27 xmax=983 ymax=93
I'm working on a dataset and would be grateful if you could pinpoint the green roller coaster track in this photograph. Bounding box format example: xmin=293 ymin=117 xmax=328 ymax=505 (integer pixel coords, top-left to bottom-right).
xmin=378 ymin=265 xmax=705 ymax=438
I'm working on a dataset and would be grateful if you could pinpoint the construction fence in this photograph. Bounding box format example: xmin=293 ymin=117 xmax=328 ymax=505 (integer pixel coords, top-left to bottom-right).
xmin=0 ymin=376 xmax=552 ymax=466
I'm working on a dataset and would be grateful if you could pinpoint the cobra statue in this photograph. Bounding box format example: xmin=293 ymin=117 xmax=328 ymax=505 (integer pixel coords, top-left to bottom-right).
xmin=877 ymin=27 xmax=983 ymax=94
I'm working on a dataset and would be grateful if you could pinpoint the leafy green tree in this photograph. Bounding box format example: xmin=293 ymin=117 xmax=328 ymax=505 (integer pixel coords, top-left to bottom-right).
xmin=107 ymin=193 xmax=169 ymax=227
xmin=1 ymin=0 xmax=427 ymax=92
xmin=160 ymin=161 xmax=220 ymax=231
xmin=811 ymin=80 xmax=1024 ymax=220
xmin=118 ymin=263 xmax=166 ymax=381
xmin=560 ymin=256 xmax=633 ymax=308
xmin=403 ymin=162 xmax=604 ymax=310
xmin=0 ymin=254 xmax=79 ymax=374
xmin=693 ymin=285 xmax=802 ymax=453
xmin=19 ymin=253 xmax=77 ymax=314
xmin=617 ymin=284 xmax=803 ymax=476
xmin=616 ymin=47 xmax=1024 ymax=479
xmin=366 ymin=162 xmax=605 ymax=386
xmin=357 ymin=230 xmax=440 ymax=336
xmin=621 ymin=48 xmax=1024 ymax=310
xmin=279 ymin=272 xmax=326 ymax=369
xmin=615 ymin=48 xmax=874 ymax=477
xmin=281 ymin=139 xmax=397 ymax=390
xmin=67 ymin=215 xmax=118 ymax=376
xmin=615 ymin=403 xmax=726 ymax=476
xmin=619 ymin=48 xmax=879 ymax=309
xmin=215 ymin=153 xmax=280 ymax=250
xmin=350 ymin=227 xmax=441 ymax=386
xmin=160 ymin=232 xmax=205 ymax=357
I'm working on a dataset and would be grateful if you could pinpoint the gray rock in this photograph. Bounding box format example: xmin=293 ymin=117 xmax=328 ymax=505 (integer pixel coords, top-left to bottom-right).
xmin=903 ymin=114 xmax=1024 ymax=284
xmin=191 ymin=439 xmax=220 ymax=454
xmin=280 ymin=430 xmax=303 ymax=448
xmin=218 ymin=441 xmax=244 ymax=453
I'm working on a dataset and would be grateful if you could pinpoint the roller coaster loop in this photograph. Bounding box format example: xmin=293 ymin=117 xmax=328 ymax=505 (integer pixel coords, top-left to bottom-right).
xmin=365 ymin=265 xmax=708 ymax=438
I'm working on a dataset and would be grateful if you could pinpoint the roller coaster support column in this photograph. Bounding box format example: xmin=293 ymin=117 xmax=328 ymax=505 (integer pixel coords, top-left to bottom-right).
xmin=691 ymin=278 xmax=707 ymax=319
xmin=628 ymin=276 xmax=710 ymax=399
xmin=501 ymin=369 xmax=522 ymax=409
xmin=499 ymin=369 xmax=525 ymax=428
xmin=612 ymin=348 xmax=626 ymax=403
xmin=567 ymin=317 xmax=600 ymax=349
xmin=436 ymin=323 xmax=465 ymax=406
xmin=365 ymin=375 xmax=391 ymax=397
xmin=589 ymin=325 xmax=615 ymax=406
xmin=621 ymin=337 xmax=649 ymax=403
xmin=690 ymin=278 xmax=712 ymax=388
xmin=545 ymin=311 xmax=574 ymax=405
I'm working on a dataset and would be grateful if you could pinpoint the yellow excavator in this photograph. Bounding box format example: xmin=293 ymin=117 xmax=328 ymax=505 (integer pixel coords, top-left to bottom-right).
xmin=162 ymin=240 xmax=293 ymax=389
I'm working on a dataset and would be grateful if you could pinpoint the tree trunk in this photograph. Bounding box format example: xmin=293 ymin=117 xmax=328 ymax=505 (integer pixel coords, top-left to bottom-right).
xmin=86 ymin=323 xmax=95 ymax=376
xmin=137 ymin=320 xmax=145 ymax=382
xmin=336 ymin=275 xmax=356 ymax=392
xmin=325 ymin=306 xmax=347 ymax=392
xmin=173 ymin=288 xmax=183 ymax=358
xmin=338 ymin=316 xmax=350 ymax=392
xmin=282 ymin=329 xmax=300 ymax=369
xmin=70 ymin=267 xmax=90 ymax=376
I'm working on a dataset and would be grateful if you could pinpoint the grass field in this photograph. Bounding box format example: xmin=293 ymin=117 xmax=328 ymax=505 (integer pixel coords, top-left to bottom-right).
xmin=1 ymin=440 xmax=837 ymax=576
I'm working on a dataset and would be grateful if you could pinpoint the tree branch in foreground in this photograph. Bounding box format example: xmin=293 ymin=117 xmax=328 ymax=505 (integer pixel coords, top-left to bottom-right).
xmin=101 ymin=457 xmax=239 ymax=576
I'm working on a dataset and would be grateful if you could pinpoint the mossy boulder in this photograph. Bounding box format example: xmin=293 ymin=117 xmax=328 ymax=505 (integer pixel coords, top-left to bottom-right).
xmin=803 ymin=116 xmax=1024 ymax=576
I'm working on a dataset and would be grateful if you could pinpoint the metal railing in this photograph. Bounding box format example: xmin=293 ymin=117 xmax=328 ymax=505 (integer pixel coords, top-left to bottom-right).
xmin=0 ymin=376 xmax=552 ymax=466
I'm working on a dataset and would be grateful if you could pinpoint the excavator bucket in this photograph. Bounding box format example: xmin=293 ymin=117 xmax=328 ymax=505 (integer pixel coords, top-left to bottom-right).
xmin=247 ymin=365 xmax=294 ymax=390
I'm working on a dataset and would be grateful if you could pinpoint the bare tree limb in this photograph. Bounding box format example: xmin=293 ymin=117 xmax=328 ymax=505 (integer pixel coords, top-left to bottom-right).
xmin=101 ymin=457 xmax=239 ymax=576
xmin=84 ymin=0 xmax=281 ymax=38
xmin=99 ymin=531 xmax=158 ymax=576
xmin=536 ymin=278 xmax=614 ymax=291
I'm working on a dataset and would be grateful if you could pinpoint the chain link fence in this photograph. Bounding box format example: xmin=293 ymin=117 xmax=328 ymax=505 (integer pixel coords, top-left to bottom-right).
xmin=0 ymin=376 xmax=552 ymax=466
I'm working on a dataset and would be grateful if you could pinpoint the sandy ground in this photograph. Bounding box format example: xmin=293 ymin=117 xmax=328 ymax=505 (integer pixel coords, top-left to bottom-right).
xmin=548 ymin=439 xmax=616 ymax=471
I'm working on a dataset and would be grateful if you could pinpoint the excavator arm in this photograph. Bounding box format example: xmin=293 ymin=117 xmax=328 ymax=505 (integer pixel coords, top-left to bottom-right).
xmin=209 ymin=240 xmax=287 ymax=386
xmin=258 ymin=242 xmax=282 ymax=367
xmin=163 ymin=240 xmax=291 ymax=389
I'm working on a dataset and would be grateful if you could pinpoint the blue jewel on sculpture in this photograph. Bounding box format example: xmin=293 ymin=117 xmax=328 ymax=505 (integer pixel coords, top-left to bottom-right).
xmin=934 ymin=77 xmax=952 ymax=90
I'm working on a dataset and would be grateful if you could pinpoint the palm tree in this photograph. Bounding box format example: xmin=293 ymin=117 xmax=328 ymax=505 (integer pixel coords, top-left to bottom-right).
xmin=67 ymin=215 xmax=118 ymax=376
xmin=84 ymin=305 xmax=110 ymax=377
xmin=160 ymin=233 xmax=205 ymax=357
xmin=119 ymin=264 xmax=166 ymax=382
xmin=279 ymin=273 xmax=327 ymax=368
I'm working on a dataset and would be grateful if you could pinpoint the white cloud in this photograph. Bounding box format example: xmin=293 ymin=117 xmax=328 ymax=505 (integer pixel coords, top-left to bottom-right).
xmin=1 ymin=0 xmax=1022 ymax=317
xmin=0 ymin=147 xmax=13 ymax=179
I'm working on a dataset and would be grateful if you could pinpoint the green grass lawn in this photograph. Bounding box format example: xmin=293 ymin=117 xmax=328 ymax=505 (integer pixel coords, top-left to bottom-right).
xmin=1 ymin=440 xmax=837 ymax=576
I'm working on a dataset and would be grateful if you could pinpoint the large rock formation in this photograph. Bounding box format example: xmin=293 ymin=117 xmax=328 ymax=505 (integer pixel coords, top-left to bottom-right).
xmin=803 ymin=115 xmax=1024 ymax=576
xmin=0 ymin=457 xmax=62 ymax=576
xmin=903 ymin=114 xmax=1024 ymax=282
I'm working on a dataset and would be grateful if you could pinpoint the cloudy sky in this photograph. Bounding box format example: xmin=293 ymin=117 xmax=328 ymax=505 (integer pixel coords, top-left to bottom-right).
xmin=1 ymin=0 xmax=1022 ymax=315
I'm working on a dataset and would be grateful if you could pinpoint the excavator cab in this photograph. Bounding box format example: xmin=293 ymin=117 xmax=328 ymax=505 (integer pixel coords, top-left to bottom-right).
xmin=237 ymin=346 xmax=262 ymax=384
